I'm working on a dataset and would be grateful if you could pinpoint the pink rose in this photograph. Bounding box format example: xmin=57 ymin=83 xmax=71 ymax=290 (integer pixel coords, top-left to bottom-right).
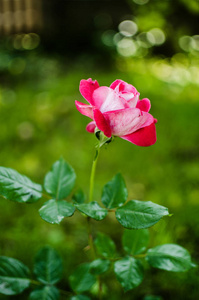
xmin=75 ymin=78 xmax=157 ymax=146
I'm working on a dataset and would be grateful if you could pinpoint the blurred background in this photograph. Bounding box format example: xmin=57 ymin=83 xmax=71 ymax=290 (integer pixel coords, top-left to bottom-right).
xmin=0 ymin=0 xmax=199 ymax=299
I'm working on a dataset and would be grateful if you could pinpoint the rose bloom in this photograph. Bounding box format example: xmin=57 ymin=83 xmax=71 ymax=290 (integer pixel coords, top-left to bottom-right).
xmin=75 ymin=78 xmax=157 ymax=146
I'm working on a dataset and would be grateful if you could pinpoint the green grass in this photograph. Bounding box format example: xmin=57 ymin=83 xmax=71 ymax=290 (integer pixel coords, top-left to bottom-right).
xmin=0 ymin=56 xmax=199 ymax=299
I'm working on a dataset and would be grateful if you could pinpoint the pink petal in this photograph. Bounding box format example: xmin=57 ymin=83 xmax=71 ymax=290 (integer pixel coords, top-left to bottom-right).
xmin=93 ymin=108 xmax=112 ymax=138
xmin=86 ymin=121 xmax=96 ymax=133
xmin=117 ymin=81 xmax=138 ymax=94
xmin=110 ymin=79 xmax=124 ymax=90
xmin=136 ymin=98 xmax=151 ymax=112
xmin=121 ymin=122 xmax=157 ymax=146
xmin=122 ymin=93 xmax=139 ymax=102
xmin=75 ymin=100 xmax=93 ymax=119
xmin=110 ymin=80 xmax=140 ymax=108
xmin=93 ymin=86 xmax=128 ymax=113
xmin=125 ymin=94 xmax=139 ymax=108
xmin=104 ymin=108 xmax=154 ymax=136
xmin=79 ymin=78 xmax=99 ymax=105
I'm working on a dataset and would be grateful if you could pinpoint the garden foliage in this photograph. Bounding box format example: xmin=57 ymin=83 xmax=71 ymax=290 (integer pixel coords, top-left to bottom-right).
xmin=0 ymin=156 xmax=195 ymax=299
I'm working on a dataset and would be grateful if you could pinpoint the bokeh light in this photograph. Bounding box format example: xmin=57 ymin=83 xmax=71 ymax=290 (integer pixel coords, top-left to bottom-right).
xmin=114 ymin=17 xmax=166 ymax=58
xmin=17 ymin=121 xmax=34 ymax=140
xmin=10 ymin=33 xmax=40 ymax=50
xmin=192 ymin=35 xmax=199 ymax=51
xmin=179 ymin=35 xmax=199 ymax=55
xmin=118 ymin=20 xmax=138 ymax=37
xmin=113 ymin=32 xmax=123 ymax=45
xmin=179 ymin=35 xmax=193 ymax=52
xmin=116 ymin=38 xmax=137 ymax=57
xmin=22 ymin=33 xmax=40 ymax=50
xmin=101 ymin=30 xmax=116 ymax=47
xmin=136 ymin=32 xmax=152 ymax=48
xmin=147 ymin=28 xmax=166 ymax=45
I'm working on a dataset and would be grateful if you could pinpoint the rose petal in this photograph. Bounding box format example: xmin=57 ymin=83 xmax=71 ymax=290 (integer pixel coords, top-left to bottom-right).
xmin=136 ymin=98 xmax=151 ymax=112
xmin=86 ymin=121 xmax=96 ymax=133
xmin=110 ymin=80 xmax=139 ymax=107
xmin=104 ymin=108 xmax=154 ymax=136
xmin=110 ymin=80 xmax=138 ymax=95
xmin=79 ymin=78 xmax=99 ymax=105
xmin=126 ymin=93 xmax=139 ymax=108
xmin=121 ymin=122 xmax=157 ymax=146
xmin=93 ymin=86 xmax=128 ymax=113
xmin=110 ymin=79 xmax=124 ymax=90
xmin=117 ymin=81 xmax=138 ymax=94
xmin=75 ymin=100 xmax=93 ymax=119
xmin=93 ymin=108 xmax=112 ymax=138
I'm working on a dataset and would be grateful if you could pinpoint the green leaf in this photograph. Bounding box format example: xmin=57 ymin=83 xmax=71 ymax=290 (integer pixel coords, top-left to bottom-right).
xmin=122 ymin=229 xmax=149 ymax=255
xmin=72 ymin=189 xmax=86 ymax=204
xmin=39 ymin=199 xmax=75 ymax=224
xmin=146 ymin=244 xmax=195 ymax=272
xmin=0 ymin=167 xmax=42 ymax=203
xmin=29 ymin=286 xmax=60 ymax=300
xmin=0 ymin=256 xmax=30 ymax=295
xmin=94 ymin=232 xmax=116 ymax=259
xmin=69 ymin=263 xmax=96 ymax=293
xmin=89 ymin=259 xmax=110 ymax=275
xmin=114 ymin=257 xmax=144 ymax=292
xmin=70 ymin=295 xmax=91 ymax=300
xmin=34 ymin=246 xmax=63 ymax=284
xmin=44 ymin=158 xmax=76 ymax=200
xmin=101 ymin=173 xmax=128 ymax=209
xmin=75 ymin=202 xmax=107 ymax=221
xmin=116 ymin=200 xmax=169 ymax=229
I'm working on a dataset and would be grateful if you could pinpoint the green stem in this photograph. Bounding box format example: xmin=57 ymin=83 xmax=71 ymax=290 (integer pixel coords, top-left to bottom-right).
xmin=88 ymin=147 xmax=103 ymax=299
xmin=87 ymin=147 xmax=101 ymax=258
xmin=133 ymin=253 xmax=146 ymax=259
xmin=89 ymin=148 xmax=100 ymax=203
xmin=87 ymin=217 xmax=96 ymax=261
xmin=109 ymin=253 xmax=147 ymax=262
xmin=42 ymin=193 xmax=51 ymax=200
xmin=86 ymin=148 xmax=100 ymax=260
xmin=30 ymin=279 xmax=42 ymax=286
